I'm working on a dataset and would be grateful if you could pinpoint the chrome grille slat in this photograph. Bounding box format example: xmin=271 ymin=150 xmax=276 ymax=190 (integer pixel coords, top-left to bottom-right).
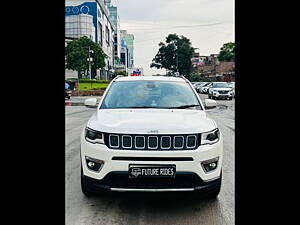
xmin=107 ymin=133 xmax=199 ymax=151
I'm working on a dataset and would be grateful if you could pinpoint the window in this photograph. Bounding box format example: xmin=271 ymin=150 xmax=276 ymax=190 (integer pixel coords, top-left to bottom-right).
xmin=98 ymin=22 xmax=103 ymax=45
xmin=100 ymin=81 xmax=201 ymax=109
xmin=106 ymin=26 xmax=110 ymax=46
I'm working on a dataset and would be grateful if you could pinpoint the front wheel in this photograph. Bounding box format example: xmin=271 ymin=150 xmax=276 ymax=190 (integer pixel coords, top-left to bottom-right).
xmin=81 ymin=168 xmax=94 ymax=197
xmin=205 ymin=183 xmax=221 ymax=199
xmin=195 ymin=172 xmax=222 ymax=199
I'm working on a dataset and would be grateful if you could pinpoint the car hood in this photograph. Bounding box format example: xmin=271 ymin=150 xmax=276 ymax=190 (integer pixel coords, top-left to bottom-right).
xmin=87 ymin=109 xmax=217 ymax=134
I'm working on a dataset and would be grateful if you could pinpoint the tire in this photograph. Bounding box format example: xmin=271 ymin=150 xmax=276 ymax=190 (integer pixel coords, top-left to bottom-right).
xmin=67 ymin=96 xmax=70 ymax=100
xmin=208 ymin=94 xmax=211 ymax=99
xmin=229 ymin=97 xmax=232 ymax=100
xmin=81 ymin=168 xmax=94 ymax=197
xmin=205 ymin=185 xmax=221 ymax=199
xmin=195 ymin=172 xmax=222 ymax=199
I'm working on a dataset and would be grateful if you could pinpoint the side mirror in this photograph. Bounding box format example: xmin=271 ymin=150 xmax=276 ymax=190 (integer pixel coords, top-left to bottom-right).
xmin=84 ymin=98 xmax=98 ymax=108
xmin=204 ymin=99 xmax=217 ymax=109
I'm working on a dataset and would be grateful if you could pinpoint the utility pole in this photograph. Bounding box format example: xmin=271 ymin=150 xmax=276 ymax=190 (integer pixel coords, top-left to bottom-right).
xmin=88 ymin=46 xmax=91 ymax=79
xmin=176 ymin=52 xmax=178 ymax=73
xmin=87 ymin=46 xmax=94 ymax=79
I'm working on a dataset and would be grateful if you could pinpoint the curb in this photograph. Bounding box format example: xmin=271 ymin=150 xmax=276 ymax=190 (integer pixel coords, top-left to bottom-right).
xmin=65 ymin=102 xmax=85 ymax=106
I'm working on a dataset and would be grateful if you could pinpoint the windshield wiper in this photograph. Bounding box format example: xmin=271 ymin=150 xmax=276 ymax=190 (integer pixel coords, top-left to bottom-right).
xmin=169 ymin=104 xmax=201 ymax=109
xmin=127 ymin=106 xmax=159 ymax=109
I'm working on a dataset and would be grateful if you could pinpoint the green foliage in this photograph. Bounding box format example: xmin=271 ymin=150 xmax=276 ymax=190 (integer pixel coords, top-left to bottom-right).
xmin=190 ymin=73 xmax=202 ymax=82
xmin=112 ymin=70 xmax=127 ymax=78
xmin=218 ymin=42 xmax=235 ymax=62
xmin=65 ymin=36 xmax=106 ymax=78
xmin=79 ymin=78 xmax=110 ymax=83
xmin=151 ymin=34 xmax=194 ymax=77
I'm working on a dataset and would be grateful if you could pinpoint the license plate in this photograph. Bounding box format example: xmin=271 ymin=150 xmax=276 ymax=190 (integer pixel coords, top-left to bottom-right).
xmin=129 ymin=165 xmax=176 ymax=178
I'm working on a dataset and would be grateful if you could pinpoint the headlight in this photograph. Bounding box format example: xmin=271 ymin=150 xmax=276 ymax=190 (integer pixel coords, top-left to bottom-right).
xmin=85 ymin=127 xmax=104 ymax=144
xmin=201 ymin=128 xmax=220 ymax=145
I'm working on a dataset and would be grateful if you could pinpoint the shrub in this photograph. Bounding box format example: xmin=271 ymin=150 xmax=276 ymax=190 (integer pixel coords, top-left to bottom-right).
xmin=78 ymin=79 xmax=110 ymax=84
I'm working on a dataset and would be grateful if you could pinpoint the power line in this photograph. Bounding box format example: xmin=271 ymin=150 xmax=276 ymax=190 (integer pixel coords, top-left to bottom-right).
xmin=122 ymin=22 xmax=223 ymax=31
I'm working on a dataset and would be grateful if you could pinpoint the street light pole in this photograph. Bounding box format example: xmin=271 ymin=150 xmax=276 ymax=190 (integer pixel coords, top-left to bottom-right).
xmin=176 ymin=52 xmax=178 ymax=73
xmin=88 ymin=46 xmax=91 ymax=79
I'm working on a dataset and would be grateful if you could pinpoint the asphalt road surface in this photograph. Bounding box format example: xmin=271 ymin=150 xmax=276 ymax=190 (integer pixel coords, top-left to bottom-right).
xmin=65 ymin=94 xmax=234 ymax=225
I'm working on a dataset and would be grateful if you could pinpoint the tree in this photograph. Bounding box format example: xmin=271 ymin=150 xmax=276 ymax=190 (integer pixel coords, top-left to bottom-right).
xmin=112 ymin=70 xmax=127 ymax=78
xmin=150 ymin=34 xmax=194 ymax=78
xmin=65 ymin=36 xmax=106 ymax=79
xmin=218 ymin=42 xmax=235 ymax=62
xmin=190 ymin=73 xmax=202 ymax=82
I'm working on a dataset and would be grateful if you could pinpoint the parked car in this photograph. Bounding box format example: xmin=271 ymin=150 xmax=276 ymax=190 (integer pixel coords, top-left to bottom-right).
xmin=208 ymin=82 xmax=233 ymax=100
xmin=200 ymin=82 xmax=213 ymax=94
xmin=191 ymin=82 xmax=202 ymax=89
xmin=193 ymin=82 xmax=206 ymax=92
xmin=228 ymin=82 xmax=235 ymax=98
xmin=80 ymin=76 xmax=223 ymax=198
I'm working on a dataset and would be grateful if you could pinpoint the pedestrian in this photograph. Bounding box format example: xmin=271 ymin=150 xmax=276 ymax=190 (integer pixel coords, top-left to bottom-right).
xmin=65 ymin=80 xmax=70 ymax=90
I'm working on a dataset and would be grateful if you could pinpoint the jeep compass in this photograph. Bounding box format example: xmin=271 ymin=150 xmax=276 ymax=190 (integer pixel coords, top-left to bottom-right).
xmin=80 ymin=76 xmax=223 ymax=198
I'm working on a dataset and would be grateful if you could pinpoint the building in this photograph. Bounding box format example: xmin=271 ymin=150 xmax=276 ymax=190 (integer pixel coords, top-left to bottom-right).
xmin=65 ymin=0 xmax=115 ymax=80
xmin=194 ymin=53 xmax=234 ymax=78
xmin=104 ymin=0 xmax=122 ymax=70
xmin=121 ymin=30 xmax=134 ymax=69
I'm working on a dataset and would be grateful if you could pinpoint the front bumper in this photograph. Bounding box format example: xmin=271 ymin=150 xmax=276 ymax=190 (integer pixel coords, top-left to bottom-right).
xmin=81 ymin=132 xmax=223 ymax=192
xmin=212 ymin=92 xmax=233 ymax=98
xmin=82 ymin=171 xmax=221 ymax=193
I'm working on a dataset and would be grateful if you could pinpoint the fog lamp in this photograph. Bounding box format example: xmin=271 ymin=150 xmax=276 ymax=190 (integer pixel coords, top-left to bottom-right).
xmin=201 ymin=157 xmax=219 ymax=173
xmin=85 ymin=156 xmax=104 ymax=172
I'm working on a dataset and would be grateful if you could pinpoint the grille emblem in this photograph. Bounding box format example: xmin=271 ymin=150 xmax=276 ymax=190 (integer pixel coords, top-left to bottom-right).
xmin=148 ymin=130 xmax=159 ymax=134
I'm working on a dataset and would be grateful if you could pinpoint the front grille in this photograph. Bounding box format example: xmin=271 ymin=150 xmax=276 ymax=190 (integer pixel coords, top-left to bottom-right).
xmin=104 ymin=133 xmax=200 ymax=150
xmin=218 ymin=90 xmax=229 ymax=94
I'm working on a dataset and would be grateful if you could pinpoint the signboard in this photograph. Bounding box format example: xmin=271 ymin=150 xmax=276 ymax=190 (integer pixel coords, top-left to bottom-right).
xmin=128 ymin=68 xmax=143 ymax=76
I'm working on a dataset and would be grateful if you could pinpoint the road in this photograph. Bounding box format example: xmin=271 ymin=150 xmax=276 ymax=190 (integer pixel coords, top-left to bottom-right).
xmin=65 ymin=94 xmax=234 ymax=225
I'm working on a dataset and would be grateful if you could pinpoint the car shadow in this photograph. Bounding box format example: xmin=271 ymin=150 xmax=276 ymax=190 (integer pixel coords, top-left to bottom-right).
xmin=86 ymin=191 xmax=222 ymax=216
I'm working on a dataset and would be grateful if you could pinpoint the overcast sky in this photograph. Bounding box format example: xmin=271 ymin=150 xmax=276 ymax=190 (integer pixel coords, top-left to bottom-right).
xmin=113 ymin=0 xmax=234 ymax=75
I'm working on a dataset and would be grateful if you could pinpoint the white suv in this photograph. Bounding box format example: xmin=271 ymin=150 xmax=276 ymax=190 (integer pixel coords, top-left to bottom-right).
xmin=80 ymin=76 xmax=223 ymax=198
xmin=208 ymin=82 xmax=233 ymax=100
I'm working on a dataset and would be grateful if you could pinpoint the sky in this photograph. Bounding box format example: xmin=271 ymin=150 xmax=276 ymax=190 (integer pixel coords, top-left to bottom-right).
xmin=113 ymin=0 xmax=234 ymax=76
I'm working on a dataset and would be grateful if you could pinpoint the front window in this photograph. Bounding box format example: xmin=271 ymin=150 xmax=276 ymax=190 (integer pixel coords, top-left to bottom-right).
xmin=100 ymin=81 xmax=202 ymax=109
xmin=213 ymin=83 xmax=229 ymax=88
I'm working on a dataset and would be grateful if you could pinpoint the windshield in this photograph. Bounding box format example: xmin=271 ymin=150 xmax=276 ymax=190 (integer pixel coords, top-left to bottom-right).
xmin=100 ymin=80 xmax=202 ymax=109
xmin=213 ymin=83 xmax=230 ymax=88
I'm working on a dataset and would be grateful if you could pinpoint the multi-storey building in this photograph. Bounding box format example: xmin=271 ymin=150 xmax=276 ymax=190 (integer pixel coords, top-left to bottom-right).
xmin=65 ymin=0 xmax=115 ymax=80
xmin=121 ymin=30 xmax=134 ymax=69
xmin=104 ymin=0 xmax=122 ymax=69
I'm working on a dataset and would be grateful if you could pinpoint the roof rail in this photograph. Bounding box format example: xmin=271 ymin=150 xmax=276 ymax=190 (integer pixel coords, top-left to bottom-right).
xmin=178 ymin=75 xmax=189 ymax=83
xmin=113 ymin=75 xmax=124 ymax=82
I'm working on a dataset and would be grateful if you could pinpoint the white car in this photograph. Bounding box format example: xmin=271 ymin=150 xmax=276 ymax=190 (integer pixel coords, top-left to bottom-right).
xmin=200 ymin=83 xmax=213 ymax=94
xmin=208 ymin=82 xmax=233 ymax=100
xmin=228 ymin=82 xmax=235 ymax=98
xmin=80 ymin=76 xmax=223 ymax=198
